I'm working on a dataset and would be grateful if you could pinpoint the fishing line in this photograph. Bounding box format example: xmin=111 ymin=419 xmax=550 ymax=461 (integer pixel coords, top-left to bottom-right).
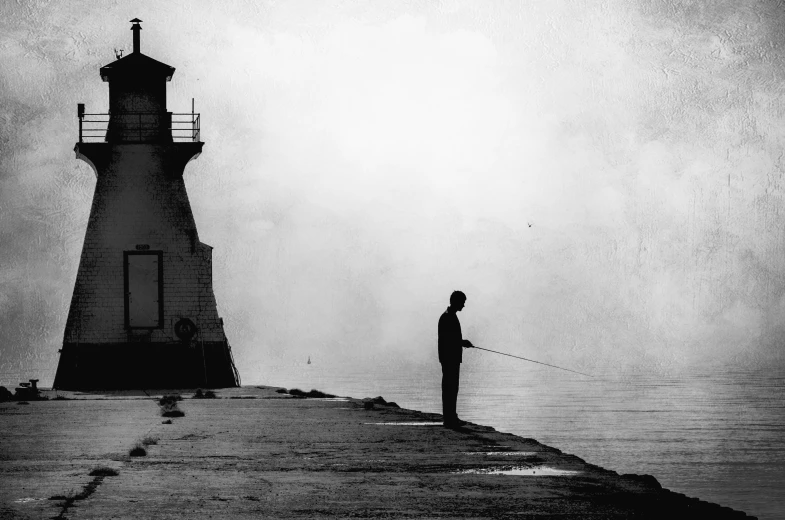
xmin=470 ymin=346 xmax=593 ymax=378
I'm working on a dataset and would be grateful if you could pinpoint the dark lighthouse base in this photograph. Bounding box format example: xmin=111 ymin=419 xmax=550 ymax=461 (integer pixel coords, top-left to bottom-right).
xmin=53 ymin=341 xmax=240 ymax=390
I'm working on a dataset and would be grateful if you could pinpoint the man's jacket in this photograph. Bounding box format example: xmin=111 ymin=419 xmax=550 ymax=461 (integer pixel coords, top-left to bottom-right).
xmin=438 ymin=308 xmax=462 ymax=364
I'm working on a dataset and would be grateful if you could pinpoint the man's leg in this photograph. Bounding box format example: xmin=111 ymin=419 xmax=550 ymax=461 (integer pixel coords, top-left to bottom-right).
xmin=453 ymin=362 xmax=460 ymax=418
xmin=441 ymin=363 xmax=452 ymax=421
xmin=441 ymin=362 xmax=459 ymax=424
xmin=451 ymin=363 xmax=463 ymax=424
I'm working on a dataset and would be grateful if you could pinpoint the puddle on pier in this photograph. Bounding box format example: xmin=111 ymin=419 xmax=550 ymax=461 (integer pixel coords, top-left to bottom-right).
xmin=458 ymin=466 xmax=581 ymax=476
xmin=463 ymin=451 xmax=537 ymax=456
xmin=366 ymin=422 xmax=444 ymax=426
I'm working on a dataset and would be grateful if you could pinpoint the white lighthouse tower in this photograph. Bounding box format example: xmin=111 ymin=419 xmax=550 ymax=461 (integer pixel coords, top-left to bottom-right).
xmin=54 ymin=19 xmax=239 ymax=389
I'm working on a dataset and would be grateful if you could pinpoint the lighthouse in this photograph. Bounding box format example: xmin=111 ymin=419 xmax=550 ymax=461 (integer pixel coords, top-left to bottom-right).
xmin=53 ymin=19 xmax=240 ymax=389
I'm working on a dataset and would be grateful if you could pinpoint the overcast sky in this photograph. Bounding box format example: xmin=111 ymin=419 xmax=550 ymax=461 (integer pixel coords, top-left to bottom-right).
xmin=2 ymin=0 xmax=785 ymax=385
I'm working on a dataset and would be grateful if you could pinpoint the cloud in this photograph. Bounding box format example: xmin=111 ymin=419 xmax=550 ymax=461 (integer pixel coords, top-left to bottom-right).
xmin=3 ymin=1 xmax=785 ymax=385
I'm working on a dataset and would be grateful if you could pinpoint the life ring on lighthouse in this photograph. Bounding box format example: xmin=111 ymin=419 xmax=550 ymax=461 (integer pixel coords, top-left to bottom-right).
xmin=174 ymin=318 xmax=197 ymax=341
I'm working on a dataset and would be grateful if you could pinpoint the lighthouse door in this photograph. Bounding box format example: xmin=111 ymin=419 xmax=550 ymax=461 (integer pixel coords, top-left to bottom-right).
xmin=124 ymin=251 xmax=163 ymax=328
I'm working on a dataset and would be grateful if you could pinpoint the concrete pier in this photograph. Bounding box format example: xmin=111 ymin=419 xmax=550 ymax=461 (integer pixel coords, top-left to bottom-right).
xmin=0 ymin=386 xmax=755 ymax=519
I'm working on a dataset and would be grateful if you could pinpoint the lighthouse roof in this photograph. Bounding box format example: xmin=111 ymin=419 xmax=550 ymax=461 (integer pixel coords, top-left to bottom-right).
xmin=99 ymin=52 xmax=175 ymax=82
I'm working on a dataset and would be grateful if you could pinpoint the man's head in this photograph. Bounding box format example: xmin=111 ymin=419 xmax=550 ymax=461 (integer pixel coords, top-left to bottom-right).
xmin=449 ymin=290 xmax=467 ymax=311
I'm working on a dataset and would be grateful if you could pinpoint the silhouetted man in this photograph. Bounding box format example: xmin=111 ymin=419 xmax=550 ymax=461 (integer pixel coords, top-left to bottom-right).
xmin=438 ymin=290 xmax=473 ymax=428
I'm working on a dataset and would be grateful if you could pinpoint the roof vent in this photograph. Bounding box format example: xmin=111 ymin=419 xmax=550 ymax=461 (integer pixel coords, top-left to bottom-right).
xmin=130 ymin=18 xmax=142 ymax=54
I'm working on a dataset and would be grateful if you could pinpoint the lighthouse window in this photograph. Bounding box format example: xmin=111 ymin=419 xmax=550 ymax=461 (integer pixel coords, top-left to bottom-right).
xmin=124 ymin=251 xmax=163 ymax=328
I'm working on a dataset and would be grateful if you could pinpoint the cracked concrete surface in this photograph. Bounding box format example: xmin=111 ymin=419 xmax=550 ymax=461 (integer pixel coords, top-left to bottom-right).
xmin=0 ymin=386 xmax=755 ymax=519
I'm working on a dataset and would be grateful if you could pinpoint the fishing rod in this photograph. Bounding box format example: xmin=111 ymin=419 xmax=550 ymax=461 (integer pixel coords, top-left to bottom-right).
xmin=470 ymin=346 xmax=594 ymax=378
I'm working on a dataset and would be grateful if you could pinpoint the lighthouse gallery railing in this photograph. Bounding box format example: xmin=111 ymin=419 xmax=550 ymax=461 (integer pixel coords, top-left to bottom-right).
xmin=78 ymin=111 xmax=201 ymax=143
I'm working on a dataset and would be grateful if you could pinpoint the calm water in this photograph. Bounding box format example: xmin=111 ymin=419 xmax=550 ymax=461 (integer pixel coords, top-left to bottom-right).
xmin=260 ymin=361 xmax=785 ymax=520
